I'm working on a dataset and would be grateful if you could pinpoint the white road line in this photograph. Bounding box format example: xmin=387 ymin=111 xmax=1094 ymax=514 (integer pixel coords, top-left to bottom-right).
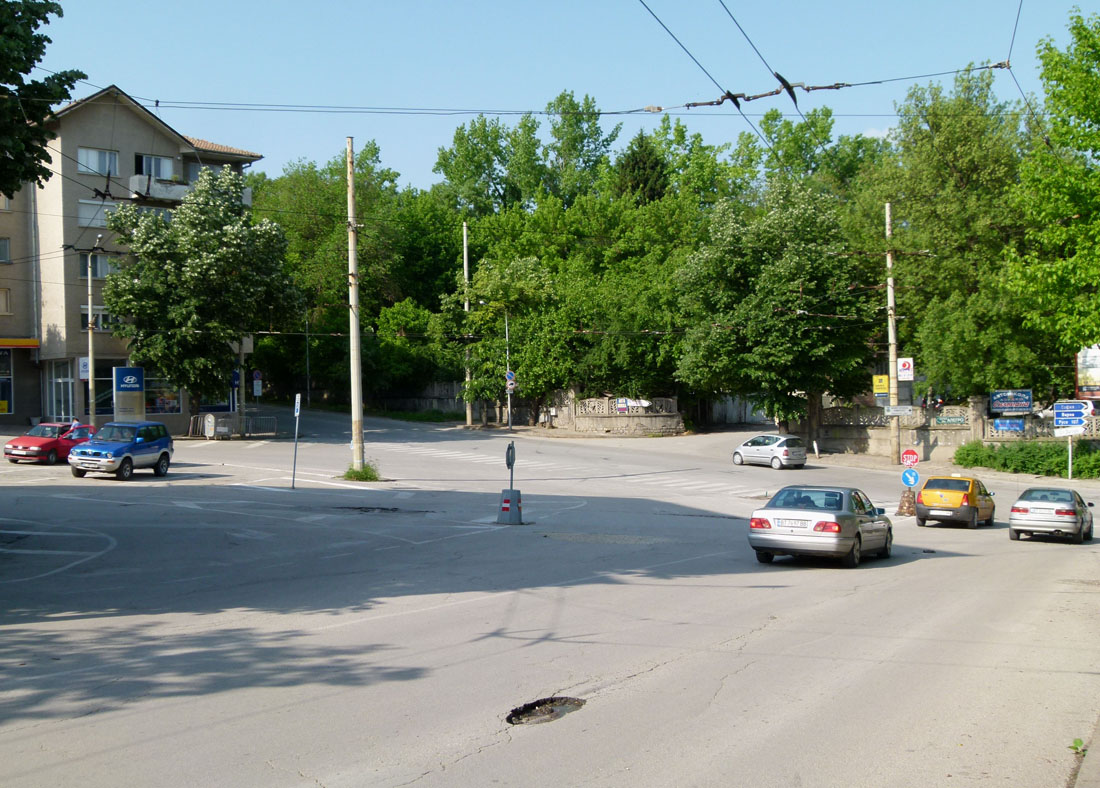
xmin=0 ymin=548 xmax=96 ymax=556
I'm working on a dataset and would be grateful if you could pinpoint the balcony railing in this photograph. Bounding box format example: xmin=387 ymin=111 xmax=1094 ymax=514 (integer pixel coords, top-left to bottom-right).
xmin=128 ymin=175 xmax=252 ymax=205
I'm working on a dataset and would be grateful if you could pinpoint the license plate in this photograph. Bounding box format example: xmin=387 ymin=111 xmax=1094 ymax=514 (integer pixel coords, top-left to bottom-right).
xmin=929 ymin=509 xmax=953 ymax=516
xmin=11 ymin=450 xmax=28 ymax=455
xmin=776 ymin=518 xmax=809 ymax=528
xmin=81 ymin=462 xmax=98 ymax=469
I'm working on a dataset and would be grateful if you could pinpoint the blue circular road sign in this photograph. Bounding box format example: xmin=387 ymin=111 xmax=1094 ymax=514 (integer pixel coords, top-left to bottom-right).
xmin=902 ymin=468 xmax=920 ymax=488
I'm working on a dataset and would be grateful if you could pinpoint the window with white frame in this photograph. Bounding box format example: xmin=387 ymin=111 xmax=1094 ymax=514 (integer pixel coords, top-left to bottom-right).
xmin=0 ymin=288 xmax=10 ymax=314
xmin=0 ymin=195 xmax=11 ymax=211
xmin=80 ymin=305 xmax=119 ymax=331
xmin=0 ymin=237 xmax=9 ymax=263
xmin=78 ymin=199 xmax=116 ymax=227
xmin=80 ymin=252 xmax=116 ymax=278
xmin=77 ymin=147 xmax=119 ymax=175
xmin=135 ymin=154 xmax=174 ymax=180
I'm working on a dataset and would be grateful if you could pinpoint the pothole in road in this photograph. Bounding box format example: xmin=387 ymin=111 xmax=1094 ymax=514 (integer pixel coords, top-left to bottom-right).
xmin=506 ymin=696 xmax=586 ymax=725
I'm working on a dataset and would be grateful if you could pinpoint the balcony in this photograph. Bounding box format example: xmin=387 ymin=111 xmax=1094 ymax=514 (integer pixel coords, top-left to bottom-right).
xmin=128 ymin=175 xmax=252 ymax=205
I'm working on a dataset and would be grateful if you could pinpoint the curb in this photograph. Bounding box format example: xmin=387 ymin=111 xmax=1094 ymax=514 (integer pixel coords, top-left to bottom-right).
xmin=1074 ymin=723 xmax=1099 ymax=787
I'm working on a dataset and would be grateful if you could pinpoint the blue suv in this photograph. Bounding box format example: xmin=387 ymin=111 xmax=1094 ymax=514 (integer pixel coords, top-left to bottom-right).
xmin=68 ymin=421 xmax=174 ymax=480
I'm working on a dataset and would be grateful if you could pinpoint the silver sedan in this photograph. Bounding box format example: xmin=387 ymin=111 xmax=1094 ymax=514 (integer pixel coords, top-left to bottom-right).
xmin=1008 ymin=487 xmax=1094 ymax=543
xmin=748 ymin=485 xmax=892 ymax=568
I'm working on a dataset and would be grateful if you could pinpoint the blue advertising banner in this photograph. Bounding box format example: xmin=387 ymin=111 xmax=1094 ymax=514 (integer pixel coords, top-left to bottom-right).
xmin=993 ymin=418 xmax=1025 ymax=432
xmin=990 ymin=389 xmax=1032 ymax=412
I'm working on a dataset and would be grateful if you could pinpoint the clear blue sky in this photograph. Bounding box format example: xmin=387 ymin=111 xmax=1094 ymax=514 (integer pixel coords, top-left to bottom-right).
xmin=37 ymin=0 xmax=1083 ymax=190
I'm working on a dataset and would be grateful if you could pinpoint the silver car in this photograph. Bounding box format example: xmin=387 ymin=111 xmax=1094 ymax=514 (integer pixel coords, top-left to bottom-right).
xmin=748 ymin=485 xmax=892 ymax=568
xmin=1008 ymin=487 xmax=1094 ymax=543
xmin=732 ymin=434 xmax=807 ymax=469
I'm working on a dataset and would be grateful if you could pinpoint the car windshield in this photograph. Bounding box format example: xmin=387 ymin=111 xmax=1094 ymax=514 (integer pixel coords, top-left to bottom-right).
xmin=26 ymin=425 xmax=61 ymax=438
xmin=771 ymin=488 xmax=844 ymax=511
xmin=1020 ymin=489 xmax=1074 ymax=503
xmin=923 ymin=478 xmax=970 ymax=491
xmin=97 ymin=425 xmax=135 ymax=442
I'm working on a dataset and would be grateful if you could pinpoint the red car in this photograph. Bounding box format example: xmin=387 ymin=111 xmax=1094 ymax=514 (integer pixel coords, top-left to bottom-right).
xmin=4 ymin=422 xmax=97 ymax=465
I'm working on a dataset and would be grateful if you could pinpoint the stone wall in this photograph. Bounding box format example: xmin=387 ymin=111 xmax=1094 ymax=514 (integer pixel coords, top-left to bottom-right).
xmin=572 ymin=412 xmax=685 ymax=436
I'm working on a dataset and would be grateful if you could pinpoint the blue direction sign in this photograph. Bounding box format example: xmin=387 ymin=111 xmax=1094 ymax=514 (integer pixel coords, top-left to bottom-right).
xmin=902 ymin=468 xmax=920 ymax=488
xmin=1053 ymin=400 xmax=1092 ymax=427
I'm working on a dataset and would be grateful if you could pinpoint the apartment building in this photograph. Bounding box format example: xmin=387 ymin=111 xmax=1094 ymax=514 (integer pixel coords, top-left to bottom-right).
xmin=0 ymin=85 xmax=261 ymax=434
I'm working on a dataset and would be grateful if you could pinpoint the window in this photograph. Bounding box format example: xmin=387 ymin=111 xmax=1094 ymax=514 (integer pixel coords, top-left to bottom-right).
xmin=186 ymin=162 xmax=222 ymax=183
xmin=80 ymin=305 xmax=119 ymax=331
xmin=0 ymin=195 xmax=10 ymax=211
xmin=0 ymin=349 xmax=11 ymax=414
xmin=78 ymin=199 xmax=116 ymax=227
xmin=0 ymin=237 xmax=9 ymax=263
xmin=80 ymin=252 xmax=117 ymax=278
xmin=0 ymin=288 xmax=9 ymax=314
xmin=135 ymin=154 xmax=174 ymax=180
xmin=146 ymin=375 xmax=181 ymax=413
xmin=77 ymin=147 xmax=119 ymax=175
xmin=48 ymin=359 xmax=72 ymax=421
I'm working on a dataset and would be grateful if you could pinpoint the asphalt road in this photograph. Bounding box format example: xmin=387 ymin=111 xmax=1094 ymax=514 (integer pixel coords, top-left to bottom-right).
xmin=2 ymin=411 xmax=1098 ymax=787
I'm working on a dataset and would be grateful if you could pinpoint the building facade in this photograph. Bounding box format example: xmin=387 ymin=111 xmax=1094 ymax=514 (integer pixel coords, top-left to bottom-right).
xmin=0 ymin=85 xmax=261 ymax=434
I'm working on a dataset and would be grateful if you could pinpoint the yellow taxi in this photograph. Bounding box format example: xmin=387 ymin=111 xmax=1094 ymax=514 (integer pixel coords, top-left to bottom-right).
xmin=915 ymin=474 xmax=995 ymax=529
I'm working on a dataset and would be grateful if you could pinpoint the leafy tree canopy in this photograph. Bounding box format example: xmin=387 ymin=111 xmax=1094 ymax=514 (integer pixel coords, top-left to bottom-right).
xmin=104 ymin=166 xmax=300 ymax=408
xmin=0 ymin=1 xmax=85 ymax=198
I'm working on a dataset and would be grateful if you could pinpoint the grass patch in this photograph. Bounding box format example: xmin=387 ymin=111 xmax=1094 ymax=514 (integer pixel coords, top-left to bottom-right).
xmin=343 ymin=462 xmax=381 ymax=482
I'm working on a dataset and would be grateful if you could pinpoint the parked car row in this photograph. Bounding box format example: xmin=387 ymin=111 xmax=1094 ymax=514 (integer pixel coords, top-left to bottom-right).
xmin=4 ymin=420 xmax=173 ymax=481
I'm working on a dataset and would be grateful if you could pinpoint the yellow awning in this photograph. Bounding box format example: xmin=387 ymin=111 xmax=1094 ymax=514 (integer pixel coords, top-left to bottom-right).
xmin=0 ymin=338 xmax=40 ymax=348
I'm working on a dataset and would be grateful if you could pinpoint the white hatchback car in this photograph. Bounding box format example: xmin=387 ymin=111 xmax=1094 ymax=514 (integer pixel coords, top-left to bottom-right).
xmin=732 ymin=435 xmax=807 ymax=470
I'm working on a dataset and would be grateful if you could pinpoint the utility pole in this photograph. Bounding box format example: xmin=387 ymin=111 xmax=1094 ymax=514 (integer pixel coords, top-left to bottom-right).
xmin=86 ymin=235 xmax=100 ymax=427
xmin=886 ymin=202 xmax=900 ymax=465
xmin=347 ymin=137 xmax=365 ymax=470
xmin=463 ymin=222 xmax=472 ymax=428
xmin=505 ymin=309 xmax=512 ymax=431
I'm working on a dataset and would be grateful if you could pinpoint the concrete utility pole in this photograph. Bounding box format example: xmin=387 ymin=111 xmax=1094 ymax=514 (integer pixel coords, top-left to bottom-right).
xmin=347 ymin=137 xmax=365 ymax=470
xmin=86 ymin=235 xmax=100 ymax=427
xmin=505 ymin=309 xmax=512 ymax=431
xmin=886 ymin=202 xmax=900 ymax=465
xmin=463 ymin=222 xmax=472 ymax=428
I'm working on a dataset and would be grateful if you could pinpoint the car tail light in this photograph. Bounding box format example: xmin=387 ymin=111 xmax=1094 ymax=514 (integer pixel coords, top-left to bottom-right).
xmin=781 ymin=449 xmax=789 ymax=457
xmin=813 ymin=521 xmax=841 ymax=533
xmin=960 ymin=493 xmax=970 ymax=507
xmin=916 ymin=490 xmax=925 ymax=504
xmin=1011 ymin=505 xmax=1028 ymax=514
xmin=749 ymin=518 xmax=771 ymax=529
xmin=1055 ymin=508 xmax=1076 ymax=516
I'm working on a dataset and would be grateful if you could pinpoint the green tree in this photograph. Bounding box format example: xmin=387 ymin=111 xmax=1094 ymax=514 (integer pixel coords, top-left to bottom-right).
xmin=847 ymin=69 xmax=1059 ymax=397
xmin=104 ymin=166 xmax=299 ymax=411
xmin=614 ymin=130 xmax=669 ymax=204
xmin=676 ymin=180 xmax=874 ymax=433
xmin=0 ymin=1 xmax=85 ymax=198
xmin=1008 ymin=11 xmax=1100 ymax=353
xmin=544 ymin=91 xmax=621 ymax=206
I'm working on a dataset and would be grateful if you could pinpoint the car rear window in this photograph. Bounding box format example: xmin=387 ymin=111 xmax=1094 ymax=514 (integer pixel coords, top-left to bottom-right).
xmin=771 ymin=488 xmax=843 ymax=510
xmin=1020 ymin=489 xmax=1074 ymax=503
xmin=782 ymin=437 xmax=805 ymax=448
xmin=923 ymin=478 xmax=970 ymax=491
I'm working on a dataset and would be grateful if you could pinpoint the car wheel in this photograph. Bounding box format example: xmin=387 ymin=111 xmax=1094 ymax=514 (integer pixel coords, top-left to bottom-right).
xmin=916 ymin=516 xmax=926 ymax=527
xmin=842 ymin=537 xmax=861 ymax=568
xmin=116 ymin=457 xmax=134 ymax=481
xmin=153 ymin=453 xmax=170 ymax=477
xmin=755 ymin=550 xmax=774 ymax=564
xmin=770 ymin=456 xmax=783 ymax=470
xmin=984 ymin=508 xmax=995 ymax=527
xmin=1087 ymin=523 xmax=1094 ymax=542
xmin=1009 ymin=528 xmax=1020 ymax=541
xmin=732 ymin=452 xmax=744 ymax=466
xmin=1072 ymin=524 xmax=1084 ymax=544
xmin=880 ymin=529 xmax=893 ymax=559
xmin=967 ymin=510 xmax=978 ymax=529
xmin=71 ymin=466 xmax=86 ymax=478
xmin=46 ymin=449 xmax=58 ymax=465
xmin=7 ymin=458 xmax=17 ymax=464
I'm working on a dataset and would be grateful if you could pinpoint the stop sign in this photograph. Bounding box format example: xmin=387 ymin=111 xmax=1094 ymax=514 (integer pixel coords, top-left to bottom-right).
xmin=901 ymin=449 xmax=919 ymax=467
